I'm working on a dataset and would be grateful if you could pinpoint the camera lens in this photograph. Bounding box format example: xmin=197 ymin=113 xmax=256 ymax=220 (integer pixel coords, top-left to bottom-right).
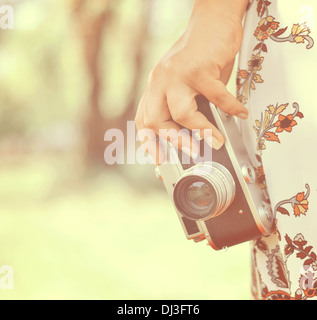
xmin=173 ymin=162 xmax=235 ymax=221
xmin=186 ymin=182 xmax=215 ymax=210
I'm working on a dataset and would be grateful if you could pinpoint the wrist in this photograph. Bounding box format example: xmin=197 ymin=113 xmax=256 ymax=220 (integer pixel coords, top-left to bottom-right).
xmin=185 ymin=0 xmax=247 ymax=63
xmin=192 ymin=0 xmax=249 ymax=22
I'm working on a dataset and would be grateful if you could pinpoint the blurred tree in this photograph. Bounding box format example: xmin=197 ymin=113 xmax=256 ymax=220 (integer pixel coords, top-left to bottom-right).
xmin=72 ymin=0 xmax=153 ymax=168
xmin=72 ymin=0 xmax=116 ymax=167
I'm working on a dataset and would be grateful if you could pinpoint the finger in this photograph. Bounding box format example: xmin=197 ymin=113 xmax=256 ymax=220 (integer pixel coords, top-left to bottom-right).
xmin=137 ymin=127 xmax=165 ymax=165
xmin=167 ymin=85 xmax=225 ymax=150
xmin=220 ymin=60 xmax=235 ymax=85
xmin=177 ymin=108 xmax=225 ymax=150
xmin=194 ymin=76 xmax=248 ymax=119
xmin=135 ymin=96 xmax=165 ymax=165
xmin=157 ymin=120 xmax=200 ymax=159
xmin=142 ymin=88 xmax=199 ymax=160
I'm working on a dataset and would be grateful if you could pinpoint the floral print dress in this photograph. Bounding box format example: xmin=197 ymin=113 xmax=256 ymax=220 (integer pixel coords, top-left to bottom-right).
xmin=237 ymin=0 xmax=317 ymax=300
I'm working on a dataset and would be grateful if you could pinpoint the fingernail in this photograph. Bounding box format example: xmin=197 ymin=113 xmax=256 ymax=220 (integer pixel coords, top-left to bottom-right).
xmin=144 ymin=152 xmax=155 ymax=164
xmin=237 ymin=113 xmax=249 ymax=120
xmin=205 ymin=136 xmax=224 ymax=150
xmin=182 ymin=146 xmax=199 ymax=159
xmin=193 ymin=131 xmax=203 ymax=141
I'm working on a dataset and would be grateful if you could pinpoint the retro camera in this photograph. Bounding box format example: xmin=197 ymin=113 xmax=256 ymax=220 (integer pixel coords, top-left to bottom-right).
xmin=155 ymin=95 xmax=275 ymax=250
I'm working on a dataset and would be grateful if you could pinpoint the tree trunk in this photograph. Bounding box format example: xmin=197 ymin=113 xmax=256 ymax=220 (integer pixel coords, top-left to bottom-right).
xmin=72 ymin=0 xmax=153 ymax=169
xmin=72 ymin=0 xmax=113 ymax=167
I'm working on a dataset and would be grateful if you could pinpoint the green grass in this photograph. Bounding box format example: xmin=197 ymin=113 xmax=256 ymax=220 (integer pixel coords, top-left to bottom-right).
xmin=0 ymin=155 xmax=251 ymax=300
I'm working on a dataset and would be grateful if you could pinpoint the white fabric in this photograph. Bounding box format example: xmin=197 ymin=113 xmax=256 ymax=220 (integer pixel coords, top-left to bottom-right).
xmin=238 ymin=0 xmax=317 ymax=300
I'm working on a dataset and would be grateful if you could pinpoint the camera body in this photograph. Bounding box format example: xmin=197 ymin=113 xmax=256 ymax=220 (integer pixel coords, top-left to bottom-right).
xmin=155 ymin=95 xmax=275 ymax=250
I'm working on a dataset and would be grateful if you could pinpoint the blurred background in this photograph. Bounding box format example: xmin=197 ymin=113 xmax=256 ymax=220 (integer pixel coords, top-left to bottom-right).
xmin=0 ymin=0 xmax=250 ymax=299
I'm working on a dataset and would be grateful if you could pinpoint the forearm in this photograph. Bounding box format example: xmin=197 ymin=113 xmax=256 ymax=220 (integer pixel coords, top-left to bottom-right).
xmin=180 ymin=0 xmax=248 ymax=67
xmin=192 ymin=0 xmax=249 ymax=22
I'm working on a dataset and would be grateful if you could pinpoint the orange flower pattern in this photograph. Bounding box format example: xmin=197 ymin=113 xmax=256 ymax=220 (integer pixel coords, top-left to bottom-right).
xmin=275 ymin=184 xmax=310 ymax=218
xmin=273 ymin=114 xmax=297 ymax=133
xmin=237 ymin=0 xmax=314 ymax=105
xmin=254 ymin=16 xmax=280 ymax=41
xmin=253 ymin=102 xmax=303 ymax=154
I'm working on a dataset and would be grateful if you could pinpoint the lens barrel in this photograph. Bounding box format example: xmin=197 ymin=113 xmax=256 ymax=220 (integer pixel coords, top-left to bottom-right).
xmin=173 ymin=162 xmax=236 ymax=221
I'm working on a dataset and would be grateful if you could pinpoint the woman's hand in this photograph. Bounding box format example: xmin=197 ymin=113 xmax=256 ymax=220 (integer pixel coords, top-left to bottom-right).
xmin=135 ymin=0 xmax=250 ymax=164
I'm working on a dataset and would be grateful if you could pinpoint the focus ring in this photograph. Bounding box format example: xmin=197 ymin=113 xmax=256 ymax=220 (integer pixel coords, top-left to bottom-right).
xmin=173 ymin=162 xmax=236 ymax=221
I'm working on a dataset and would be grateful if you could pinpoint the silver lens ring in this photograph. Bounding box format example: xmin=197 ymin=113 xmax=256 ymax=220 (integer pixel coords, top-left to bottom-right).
xmin=208 ymin=162 xmax=235 ymax=216
xmin=173 ymin=162 xmax=236 ymax=221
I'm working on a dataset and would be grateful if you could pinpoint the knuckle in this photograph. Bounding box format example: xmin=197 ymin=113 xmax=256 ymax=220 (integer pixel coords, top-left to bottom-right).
xmin=134 ymin=107 xmax=144 ymax=129
xmin=151 ymin=53 xmax=200 ymax=85
xmin=163 ymin=56 xmax=178 ymax=73
xmin=148 ymin=67 xmax=160 ymax=82
xmin=146 ymin=64 xmax=165 ymax=87
xmin=143 ymin=117 xmax=157 ymax=129
xmin=170 ymin=98 xmax=196 ymax=124
xmin=171 ymin=110 xmax=188 ymax=123
xmin=161 ymin=54 xmax=186 ymax=78
xmin=134 ymin=116 xmax=143 ymax=130
xmin=212 ymin=91 xmax=228 ymax=107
